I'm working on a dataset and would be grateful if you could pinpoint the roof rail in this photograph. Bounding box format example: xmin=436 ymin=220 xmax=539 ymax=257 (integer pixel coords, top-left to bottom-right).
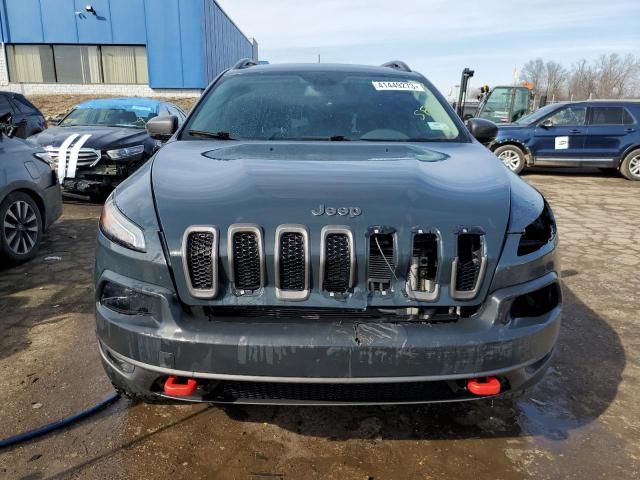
xmin=381 ymin=60 xmax=412 ymax=72
xmin=232 ymin=58 xmax=258 ymax=70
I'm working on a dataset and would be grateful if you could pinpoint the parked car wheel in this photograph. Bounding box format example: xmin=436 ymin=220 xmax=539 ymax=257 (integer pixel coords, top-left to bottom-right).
xmin=0 ymin=192 xmax=43 ymax=264
xmin=620 ymin=149 xmax=640 ymax=181
xmin=494 ymin=145 xmax=525 ymax=174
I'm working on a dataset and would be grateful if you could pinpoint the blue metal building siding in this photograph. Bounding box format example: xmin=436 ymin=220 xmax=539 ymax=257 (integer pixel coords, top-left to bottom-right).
xmin=202 ymin=0 xmax=253 ymax=85
xmin=0 ymin=0 xmax=253 ymax=89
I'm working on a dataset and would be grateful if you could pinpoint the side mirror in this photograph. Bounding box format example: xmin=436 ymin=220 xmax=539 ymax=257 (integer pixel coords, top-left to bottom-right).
xmin=146 ymin=115 xmax=179 ymax=141
xmin=539 ymin=119 xmax=553 ymax=128
xmin=465 ymin=118 xmax=498 ymax=144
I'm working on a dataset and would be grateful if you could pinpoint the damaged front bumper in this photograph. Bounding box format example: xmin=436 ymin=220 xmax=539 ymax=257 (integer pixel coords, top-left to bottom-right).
xmin=62 ymin=159 xmax=144 ymax=195
xmin=96 ymin=266 xmax=561 ymax=405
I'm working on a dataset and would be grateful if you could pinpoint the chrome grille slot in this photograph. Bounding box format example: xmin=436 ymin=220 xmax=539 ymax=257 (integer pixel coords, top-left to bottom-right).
xmin=407 ymin=232 xmax=439 ymax=301
xmin=451 ymin=232 xmax=486 ymax=300
xmin=228 ymin=224 xmax=264 ymax=293
xmin=182 ymin=226 xmax=218 ymax=298
xmin=275 ymin=225 xmax=309 ymax=300
xmin=320 ymin=227 xmax=355 ymax=294
xmin=368 ymin=233 xmax=395 ymax=292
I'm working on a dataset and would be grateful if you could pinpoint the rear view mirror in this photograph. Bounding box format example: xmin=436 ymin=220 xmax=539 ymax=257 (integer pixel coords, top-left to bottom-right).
xmin=539 ymin=119 xmax=553 ymax=128
xmin=146 ymin=115 xmax=179 ymax=141
xmin=465 ymin=118 xmax=498 ymax=144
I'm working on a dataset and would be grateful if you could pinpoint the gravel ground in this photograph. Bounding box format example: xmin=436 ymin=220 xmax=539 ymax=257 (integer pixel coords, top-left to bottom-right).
xmin=0 ymin=168 xmax=638 ymax=479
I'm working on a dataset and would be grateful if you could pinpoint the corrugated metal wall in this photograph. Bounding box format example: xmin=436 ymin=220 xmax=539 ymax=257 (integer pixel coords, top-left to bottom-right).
xmin=0 ymin=0 xmax=255 ymax=89
xmin=202 ymin=0 xmax=254 ymax=86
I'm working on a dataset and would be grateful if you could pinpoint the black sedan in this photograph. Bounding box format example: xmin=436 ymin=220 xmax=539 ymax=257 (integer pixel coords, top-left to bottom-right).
xmin=29 ymin=98 xmax=186 ymax=199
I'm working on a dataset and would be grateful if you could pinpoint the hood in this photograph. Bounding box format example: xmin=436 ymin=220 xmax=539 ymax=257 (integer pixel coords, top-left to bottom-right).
xmin=151 ymin=141 xmax=512 ymax=308
xmin=30 ymin=126 xmax=148 ymax=150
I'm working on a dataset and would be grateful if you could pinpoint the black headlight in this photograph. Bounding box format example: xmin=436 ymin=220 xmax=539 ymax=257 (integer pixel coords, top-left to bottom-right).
xmin=517 ymin=201 xmax=556 ymax=256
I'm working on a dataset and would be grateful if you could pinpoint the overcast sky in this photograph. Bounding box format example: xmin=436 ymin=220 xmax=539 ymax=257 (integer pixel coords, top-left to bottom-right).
xmin=217 ymin=0 xmax=640 ymax=97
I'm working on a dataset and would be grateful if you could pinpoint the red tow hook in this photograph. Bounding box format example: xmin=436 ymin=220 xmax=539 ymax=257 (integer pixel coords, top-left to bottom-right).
xmin=467 ymin=377 xmax=501 ymax=396
xmin=164 ymin=376 xmax=198 ymax=397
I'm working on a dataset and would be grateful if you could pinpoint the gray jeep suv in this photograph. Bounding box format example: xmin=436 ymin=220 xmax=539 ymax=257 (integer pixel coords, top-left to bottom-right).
xmin=95 ymin=60 xmax=561 ymax=405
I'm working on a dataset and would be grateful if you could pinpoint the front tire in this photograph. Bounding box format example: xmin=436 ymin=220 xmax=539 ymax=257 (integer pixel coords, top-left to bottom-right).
xmin=620 ymin=149 xmax=640 ymax=181
xmin=494 ymin=145 xmax=525 ymax=174
xmin=0 ymin=192 xmax=43 ymax=264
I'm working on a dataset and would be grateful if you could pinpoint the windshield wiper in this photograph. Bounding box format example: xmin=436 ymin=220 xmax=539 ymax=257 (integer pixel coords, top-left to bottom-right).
xmin=329 ymin=135 xmax=350 ymax=141
xmin=188 ymin=130 xmax=235 ymax=140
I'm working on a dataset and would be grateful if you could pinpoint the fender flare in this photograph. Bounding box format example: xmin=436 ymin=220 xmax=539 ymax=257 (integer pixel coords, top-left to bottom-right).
xmin=618 ymin=144 xmax=640 ymax=169
xmin=489 ymin=139 xmax=533 ymax=165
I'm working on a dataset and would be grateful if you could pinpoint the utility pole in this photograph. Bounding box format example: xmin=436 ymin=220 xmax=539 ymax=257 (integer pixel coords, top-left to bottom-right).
xmin=318 ymin=54 xmax=321 ymax=63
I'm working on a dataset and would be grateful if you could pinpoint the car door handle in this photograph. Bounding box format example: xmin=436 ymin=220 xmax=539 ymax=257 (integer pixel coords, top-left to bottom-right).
xmin=569 ymin=129 xmax=581 ymax=134
xmin=625 ymin=128 xmax=636 ymax=133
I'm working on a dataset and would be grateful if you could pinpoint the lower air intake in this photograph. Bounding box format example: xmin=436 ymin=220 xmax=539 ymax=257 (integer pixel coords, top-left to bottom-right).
xmin=210 ymin=380 xmax=468 ymax=404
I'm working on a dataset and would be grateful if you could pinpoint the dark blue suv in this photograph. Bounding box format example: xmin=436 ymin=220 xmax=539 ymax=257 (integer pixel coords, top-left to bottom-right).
xmin=490 ymin=100 xmax=640 ymax=180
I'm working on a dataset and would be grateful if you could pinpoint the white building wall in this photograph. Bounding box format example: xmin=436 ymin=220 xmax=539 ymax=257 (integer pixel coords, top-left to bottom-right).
xmin=1 ymin=82 xmax=201 ymax=98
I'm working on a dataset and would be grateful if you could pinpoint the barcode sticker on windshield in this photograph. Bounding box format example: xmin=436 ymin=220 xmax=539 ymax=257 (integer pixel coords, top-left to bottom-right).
xmin=372 ymin=81 xmax=425 ymax=92
xmin=428 ymin=122 xmax=448 ymax=131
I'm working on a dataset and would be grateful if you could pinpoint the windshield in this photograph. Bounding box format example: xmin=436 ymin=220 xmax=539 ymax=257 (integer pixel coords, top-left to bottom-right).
xmin=514 ymin=104 xmax=563 ymax=125
xmin=60 ymin=104 xmax=158 ymax=128
xmin=477 ymin=87 xmax=515 ymax=123
xmin=186 ymin=71 xmax=463 ymax=142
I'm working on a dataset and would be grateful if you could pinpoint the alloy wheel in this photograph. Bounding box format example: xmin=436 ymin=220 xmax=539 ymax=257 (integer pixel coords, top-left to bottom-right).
xmin=498 ymin=150 xmax=522 ymax=171
xmin=3 ymin=200 xmax=39 ymax=255
xmin=630 ymin=155 xmax=640 ymax=178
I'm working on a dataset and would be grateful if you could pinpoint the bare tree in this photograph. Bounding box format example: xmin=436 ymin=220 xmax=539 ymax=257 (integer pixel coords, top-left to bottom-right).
xmin=568 ymin=59 xmax=596 ymax=100
xmin=521 ymin=58 xmax=546 ymax=91
xmin=544 ymin=61 xmax=567 ymax=100
xmin=521 ymin=53 xmax=640 ymax=101
xmin=593 ymin=53 xmax=640 ymax=98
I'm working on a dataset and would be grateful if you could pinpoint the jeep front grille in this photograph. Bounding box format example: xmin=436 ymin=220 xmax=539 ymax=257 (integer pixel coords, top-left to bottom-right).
xmin=275 ymin=225 xmax=309 ymax=300
xmin=182 ymin=227 xmax=218 ymax=298
xmin=451 ymin=232 xmax=486 ymax=299
xmin=179 ymin=224 xmax=488 ymax=302
xmin=320 ymin=227 xmax=355 ymax=294
xmin=228 ymin=225 xmax=264 ymax=292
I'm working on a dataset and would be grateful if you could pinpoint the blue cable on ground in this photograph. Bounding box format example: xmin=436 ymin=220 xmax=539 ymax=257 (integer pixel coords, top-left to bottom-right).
xmin=0 ymin=392 xmax=120 ymax=449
